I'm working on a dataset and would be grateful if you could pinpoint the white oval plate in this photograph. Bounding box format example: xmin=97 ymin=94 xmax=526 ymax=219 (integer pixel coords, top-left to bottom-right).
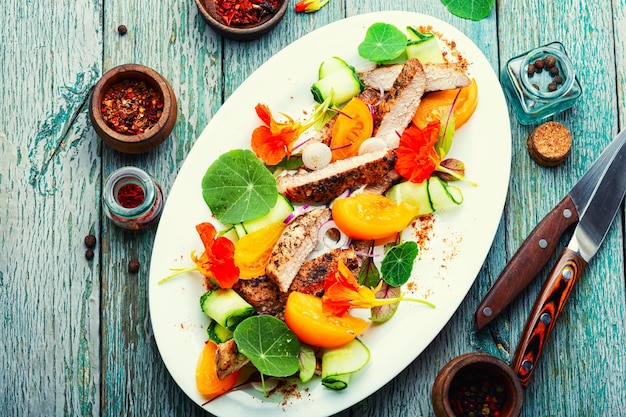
xmin=149 ymin=11 xmax=511 ymax=417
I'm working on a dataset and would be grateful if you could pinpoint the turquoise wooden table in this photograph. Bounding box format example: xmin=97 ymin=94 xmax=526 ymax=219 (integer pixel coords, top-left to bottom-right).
xmin=1 ymin=0 xmax=625 ymax=416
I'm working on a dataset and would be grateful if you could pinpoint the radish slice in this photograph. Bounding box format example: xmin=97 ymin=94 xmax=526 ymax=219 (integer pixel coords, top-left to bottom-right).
xmin=358 ymin=138 xmax=388 ymax=155
xmin=302 ymin=142 xmax=332 ymax=170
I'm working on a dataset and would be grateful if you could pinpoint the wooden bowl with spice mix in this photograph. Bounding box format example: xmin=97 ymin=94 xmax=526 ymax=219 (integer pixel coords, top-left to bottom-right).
xmin=194 ymin=0 xmax=288 ymax=41
xmin=89 ymin=64 xmax=177 ymax=154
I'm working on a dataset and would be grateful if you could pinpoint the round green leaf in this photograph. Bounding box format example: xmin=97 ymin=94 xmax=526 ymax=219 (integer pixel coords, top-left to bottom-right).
xmin=233 ymin=315 xmax=300 ymax=378
xmin=201 ymin=149 xmax=278 ymax=224
xmin=358 ymin=23 xmax=407 ymax=63
xmin=441 ymin=0 xmax=495 ymax=21
xmin=380 ymin=241 xmax=419 ymax=286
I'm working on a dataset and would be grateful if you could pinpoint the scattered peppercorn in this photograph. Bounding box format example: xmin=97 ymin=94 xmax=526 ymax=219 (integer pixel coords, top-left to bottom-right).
xmin=84 ymin=234 xmax=97 ymax=248
xmin=527 ymin=64 xmax=535 ymax=77
xmin=549 ymin=66 xmax=559 ymax=76
xmin=449 ymin=369 xmax=507 ymax=417
xmin=547 ymin=82 xmax=557 ymax=92
xmin=128 ymin=258 xmax=140 ymax=273
xmin=544 ymin=54 xmax=557 ymax=68
xmin=534 ymin=59 xmax=545 ymax=72
xmin=554 ymin=75 xmax=563 ymax=84
xmin=85 ymin=249 xmax=94 ymax=260
xmin=118 ymin=25 xmax=128 ymax=35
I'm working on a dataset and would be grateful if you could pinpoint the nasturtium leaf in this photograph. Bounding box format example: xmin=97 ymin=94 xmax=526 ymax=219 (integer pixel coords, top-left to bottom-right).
xmin=202 ymin=149 xmax=278 ymax=225
xmin=380 ymin=241 xmax=419 ymax=286
xmin=440 ymin=0 xmax=495 ymax=21
xmin=358 ymin=23 xmax=407 ymax=63
xmin=233 ymin=315 xmax=300 ymax=378
xmin=370 ymin=282 xmax=401 ymax=323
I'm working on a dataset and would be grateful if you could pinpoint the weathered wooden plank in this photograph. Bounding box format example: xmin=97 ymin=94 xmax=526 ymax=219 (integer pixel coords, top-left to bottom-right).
xmin=497 ymin=0 xmax=626 ymax=416
xmin=99 ymin=1 xmax=222 ymax=417
xmin=0 ymin=1 xmax=102 ymax=416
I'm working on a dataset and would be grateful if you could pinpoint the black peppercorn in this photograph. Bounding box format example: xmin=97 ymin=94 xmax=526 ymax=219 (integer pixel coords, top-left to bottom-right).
xmin=544 ymin=55 xmax=557 ymax=68
xmin=118 ymin=25 xmax=128 ymax=35
xmin=85 ymin=249 xmax=94 ymax=260
xmin=84 ymin=234 xmax=97 ymax=248
xmin=554 ymin=75 xmax=564 ymax=84
xmin=548 ymin=82 xmax=557 ymax=91
xmin=128 ymin=258 xmax=140 ymax=273
xmin=550 ymin=66 xmax=559 ymax=76
xmin=534 ymin=59 xmax=545 ymax=72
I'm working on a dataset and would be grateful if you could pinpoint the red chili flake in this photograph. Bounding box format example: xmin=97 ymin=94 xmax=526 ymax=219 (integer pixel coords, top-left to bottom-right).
xmin=101 ymin=79 xmax=163 ymax=135
xmin=117 ymin=183 xmax=145 ymax=208
xmin=214 ymin=0 xmax=280 ymax=26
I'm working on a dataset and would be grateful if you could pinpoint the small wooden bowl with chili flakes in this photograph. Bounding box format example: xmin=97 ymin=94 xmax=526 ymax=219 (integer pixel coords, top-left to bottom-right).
xmin=89 ymin=64 xmax=177 ymax=154
xmin=195 ymin=0 xmax=288 ymax=41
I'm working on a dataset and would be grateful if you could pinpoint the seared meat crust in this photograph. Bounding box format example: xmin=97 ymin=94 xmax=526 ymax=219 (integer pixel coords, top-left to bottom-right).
xmin=215 ymin=339 xmax=250 ymax=380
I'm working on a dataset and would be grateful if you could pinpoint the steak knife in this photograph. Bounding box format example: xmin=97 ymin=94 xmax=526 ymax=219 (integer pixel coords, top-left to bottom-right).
xmin=512 ymin=135 xmax=626 ymax=386
xmin=474 ymin=129 xmax=626 ymax=330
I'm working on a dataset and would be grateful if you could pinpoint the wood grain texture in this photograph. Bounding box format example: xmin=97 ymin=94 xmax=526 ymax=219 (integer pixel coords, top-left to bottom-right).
xmin=1 ymin=0 xmax=625 ymax=416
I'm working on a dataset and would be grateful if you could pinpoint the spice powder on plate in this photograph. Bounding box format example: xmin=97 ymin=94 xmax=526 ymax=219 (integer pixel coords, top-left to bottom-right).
xmin=101 ymin=79 xmax=163 ymax=135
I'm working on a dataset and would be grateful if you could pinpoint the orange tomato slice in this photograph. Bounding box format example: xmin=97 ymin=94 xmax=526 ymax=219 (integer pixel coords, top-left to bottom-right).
xmin=284 ymin=291 xmax=370 ymax=348
xmin=330 ymin=97 xmax=374 ymax=161
xmin=331 ymin=192 xmax=418 ymax=241
xmin=412 ymin=78 xmax=478 ymax=130
xmin=195 ymin=340 xmax=240 ymax=399
xmin=234 ymin=222 xmax=286 ymax=279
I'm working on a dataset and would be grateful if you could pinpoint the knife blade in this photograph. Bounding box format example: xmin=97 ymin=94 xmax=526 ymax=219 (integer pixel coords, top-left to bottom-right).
xmin=474 ymin=129 xmax=626 ymax=330
xmin=511 ymin=134 xmax=626 ymax=387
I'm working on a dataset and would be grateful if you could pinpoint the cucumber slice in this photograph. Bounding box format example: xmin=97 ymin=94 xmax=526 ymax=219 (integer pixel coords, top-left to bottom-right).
xmin=298 ymin=343 xmax=317 ymax=383
xmin=405 ymin=27 xmax=444 ymax=64
xmin=318 ymin=56 xmax=351 ymax=79
xmin=385 ymin=180 xmax=432 ymax=216
xmin=207 ymin=320 xmax=233 ymax=344
xmin=385 ymin=177 xmax=464 ymax=216
xmin=427 ymin=177 xmax=463 ymax=211
xmin=200 ymin=288 xmax=255 ymax=331
xmin=321 ymin=338 xmax=370 ymax=390
xmin=311 ymin=67 xmax=364 ymax=105
xmin=239 ymin=193 xmax=293 ymax=236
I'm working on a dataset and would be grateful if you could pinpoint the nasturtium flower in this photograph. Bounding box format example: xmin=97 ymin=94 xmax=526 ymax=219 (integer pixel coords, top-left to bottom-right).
xmin=295 ymin=0 xmax=330 ymax=13
xmin=158 ymin=222 xmax=239 ymax=288
xmin=322 ymin=260 xmax=403 ymax=316
xmin=251 ymin=104 xmax=309 ymax=166
xmin=395 ymin=122 xmax=442 ymax=183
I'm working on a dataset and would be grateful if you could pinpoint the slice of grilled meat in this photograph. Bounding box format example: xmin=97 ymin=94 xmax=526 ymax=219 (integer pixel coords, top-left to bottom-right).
xmin=232 ymin=276 xmax=285 ymax=319
xmin=276 ymin=148 xmax=396 ymax=204
xmin=289 ymin=247 xmax=361 ymax=296
xmin=266 ymin=208 xmax=331 ymax=292
xmin=215 ymin=338 xmax=250 ymax=380
xmin=361 ymin=62 xmax=471 ymax=93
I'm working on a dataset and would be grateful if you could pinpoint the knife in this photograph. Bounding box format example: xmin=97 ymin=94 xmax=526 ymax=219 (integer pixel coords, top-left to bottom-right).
xmin=474 ymin=129 xmax=626 ymax=330
xmin=511 ymin=135 xmax=626 ymax=387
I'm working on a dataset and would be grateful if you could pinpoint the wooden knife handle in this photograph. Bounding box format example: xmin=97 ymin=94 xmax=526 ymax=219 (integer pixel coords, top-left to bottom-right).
xmin=511 ymin=247 xmax=587 ymax=387
xmin=474 ymin=196 xmax=579 ymax=330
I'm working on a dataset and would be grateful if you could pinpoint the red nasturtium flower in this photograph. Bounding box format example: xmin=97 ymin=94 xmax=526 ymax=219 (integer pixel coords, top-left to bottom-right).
xmin=251 ymin=103 xmax=310 ymax=166
xmin=295 ymin=0 xmax=330 ymax=13
xmin=322 ymin=260 xmax=403 ymax=316
xmin=192 ymin=222 xmax=239 ymax=289
xmin=395 ymin=121 xmax=442 ymax=183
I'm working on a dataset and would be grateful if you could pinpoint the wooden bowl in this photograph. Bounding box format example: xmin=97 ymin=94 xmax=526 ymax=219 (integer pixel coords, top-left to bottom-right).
xmin=89 ymin=64 xmax=177 ymax=154
xmin=194 ymin=0 xmax=288 ymax=41
xmin=431 ymin=352 xmax=524 ymax=417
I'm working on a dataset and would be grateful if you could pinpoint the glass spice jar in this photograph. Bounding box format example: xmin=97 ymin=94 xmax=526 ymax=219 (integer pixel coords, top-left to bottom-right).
xmin=103 ymin=166 xmax=163 ymax=231
xmin=500 ymin=41 xmax=582 ymax=125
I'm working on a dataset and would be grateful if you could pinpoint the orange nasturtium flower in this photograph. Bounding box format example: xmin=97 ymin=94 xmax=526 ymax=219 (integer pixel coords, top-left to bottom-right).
xmin=322 ymin=260 xmax=404 ymax=316
xmin=159 ymin=222 xmax=239 ymax=289
xmin=295 ymin=0 xmax=330 ymax=13
xmin=395 ymin=122 xmax=442 ymax=184
xmin=251 ymin=103 xmax=312 ymax=166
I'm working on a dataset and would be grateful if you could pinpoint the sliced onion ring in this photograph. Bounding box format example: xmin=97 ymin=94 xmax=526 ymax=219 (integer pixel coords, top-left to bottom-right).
xmin=317 ymin=220 xmax=351 ymax=250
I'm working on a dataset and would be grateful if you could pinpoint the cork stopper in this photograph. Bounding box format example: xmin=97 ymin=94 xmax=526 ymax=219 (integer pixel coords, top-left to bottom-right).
xmin=527 ymin=121 xmax=572 ymax=166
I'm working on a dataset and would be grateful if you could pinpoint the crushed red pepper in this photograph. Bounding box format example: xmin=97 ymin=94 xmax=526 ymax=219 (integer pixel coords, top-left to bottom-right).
xmin=101 ymin=79 xmax=163 ymax=135
xmin=214 ymin=0 xmax=280 ymax=26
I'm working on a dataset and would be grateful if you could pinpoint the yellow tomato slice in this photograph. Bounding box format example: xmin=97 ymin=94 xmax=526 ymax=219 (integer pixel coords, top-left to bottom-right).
xmin=330 ymin=97 xmax=374 ymax=161
xmin=196 ymin=340 xmax=240 ymax=399
xmin=412 ymin=78 xmax=478 ymax=130
xmin=234 ymin=222 xmax=285 ymax=279
xmin=284 ymin=291 xmax=370 ymax=348
xmin=331 ymin=192 xmax=418 ymax=241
